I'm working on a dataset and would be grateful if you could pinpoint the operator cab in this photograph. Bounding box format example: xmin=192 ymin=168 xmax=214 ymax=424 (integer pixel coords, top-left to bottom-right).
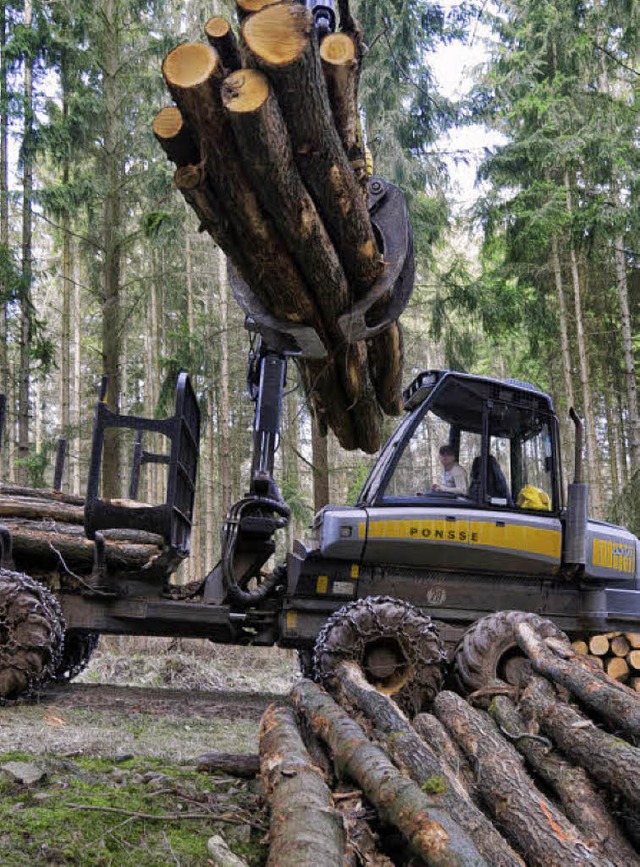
xmin=358 ymin=370 xmax=562 ymax=515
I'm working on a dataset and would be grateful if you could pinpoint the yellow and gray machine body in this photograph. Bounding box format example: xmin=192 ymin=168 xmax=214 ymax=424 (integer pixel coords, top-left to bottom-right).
xmin=281 ymin=370 xmax=640 ymax=650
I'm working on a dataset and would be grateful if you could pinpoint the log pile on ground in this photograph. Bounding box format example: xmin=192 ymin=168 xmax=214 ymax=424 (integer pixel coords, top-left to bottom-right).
xmin=0 ymin=485 xmax=172 ymax=587
xmin=256 ymin=613 xmax=640 ymax=866
xmin=156 ymin=1 xmax=407 ymax=453
xmin=572 ymin=630 xmax=640 ymax=689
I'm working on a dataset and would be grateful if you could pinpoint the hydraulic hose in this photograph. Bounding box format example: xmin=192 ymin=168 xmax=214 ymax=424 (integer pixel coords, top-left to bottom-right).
xmin=220 ymin=494 xmax=291 ymax=607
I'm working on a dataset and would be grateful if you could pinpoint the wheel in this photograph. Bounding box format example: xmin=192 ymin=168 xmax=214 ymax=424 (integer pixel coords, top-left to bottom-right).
xmin=453 ymin=610 xmax=568 ymax=695
xmin=0 ymin=568 xmax=65 ymax=700
xmin=55 ymin=630 xmax=100 ymax=682
xmin=313 ymin=596 xmax=446 ymax=715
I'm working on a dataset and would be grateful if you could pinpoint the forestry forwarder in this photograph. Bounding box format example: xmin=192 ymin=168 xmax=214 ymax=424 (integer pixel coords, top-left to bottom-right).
xmin=1 ymin=5 xmax=640 ymax=708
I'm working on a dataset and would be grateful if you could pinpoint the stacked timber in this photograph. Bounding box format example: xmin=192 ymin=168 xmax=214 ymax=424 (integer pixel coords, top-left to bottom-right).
xmin=256 ymin=616 xmax=640 ymax=866
xmin=156 ymin=1 xmax=406 ymax=453
xmin=572 ymin=631 xmax=640 ymax=689
xmin=0 ymin=485 xmax=172 ymax=587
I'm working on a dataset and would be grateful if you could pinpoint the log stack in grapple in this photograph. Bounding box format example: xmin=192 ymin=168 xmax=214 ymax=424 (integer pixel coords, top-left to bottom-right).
xmin=155 ymin=0 xmax=414 ymax=453
xmin=258 ymin=613 xmax=640 ymax=866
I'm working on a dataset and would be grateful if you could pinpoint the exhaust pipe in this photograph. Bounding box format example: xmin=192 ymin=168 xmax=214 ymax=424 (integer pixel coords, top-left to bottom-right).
xmin=564 ymin=408 xmax=588 ymax=567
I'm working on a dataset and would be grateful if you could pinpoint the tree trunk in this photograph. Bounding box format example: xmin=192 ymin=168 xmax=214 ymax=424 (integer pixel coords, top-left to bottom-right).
xmin=18 ymin=0 xmax=35 ymax=485
xmin=334 ymin=661 xmax=524 ymax=867
xmin=367 ymin=322 xmax=404 ymax=415
xmin=515 ymin=621 xmax=640 ymax=742
xmin=152 ymin=107 xmax=199 ymax=167
xmin=564 ymin=173 xmax=601 ymax=515
xmin=432 ymin=691 xmax=603 ymax=866
xmin=260 ymin=704 xmax=346 ymax=867
xmin=488 ymin=695 xmax=636 ymax=865
xmin=311 ymin=414 xmax=329 ymax=510
xmin=242 ymin=4 xmax=382 ymax=293
xmin=0 ymin=2 xmax=9 ymax=473
xmin=291 ymin=679 xmax=488 ymax=867
xmin=71 ymin=253 xmax=82 ymax=495
xmin=615 ymin=234 xmax=640 ymax=473
xmin=101 ymin=0 xmax=123 ymax=499
xmin=218 ymin=247 xmax=232 ymax=517
xmin=519 ymin=675 xmax=640 ymax=808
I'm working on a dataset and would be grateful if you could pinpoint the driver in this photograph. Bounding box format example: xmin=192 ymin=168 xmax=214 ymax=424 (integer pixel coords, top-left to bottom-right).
xmin=432 ymin=444 xmax=468 ymax=495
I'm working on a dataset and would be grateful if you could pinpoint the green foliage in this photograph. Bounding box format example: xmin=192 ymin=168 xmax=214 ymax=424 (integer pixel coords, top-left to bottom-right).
xmin=281 ymin=477 xmax=312 ymax=525
xmin=608 ymin=471 xmax=640 ymax=537
xmin=347 ymin=459 xmax=376 ymax=504
xmin=15 ymin=442 xmax=52 ymax=488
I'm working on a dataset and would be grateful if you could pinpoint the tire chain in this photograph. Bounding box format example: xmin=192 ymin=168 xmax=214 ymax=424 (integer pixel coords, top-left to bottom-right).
xmin=313 ymin=595 xmax=447 ymax=714
xmin=55 ymin=631 xmax=100 ymax=682
xmin=0 ymin=568 xmax=66 ymax=701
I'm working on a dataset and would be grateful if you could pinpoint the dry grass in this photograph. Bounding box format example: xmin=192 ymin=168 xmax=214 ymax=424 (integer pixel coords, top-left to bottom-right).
xmin=79 ymin=636 xmax=298 ymax=694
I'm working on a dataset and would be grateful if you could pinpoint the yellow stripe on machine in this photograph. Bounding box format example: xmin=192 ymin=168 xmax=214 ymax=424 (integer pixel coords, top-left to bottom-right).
xmin=359 ymin=518 xmax=561 ymax=558
xmin=592 ymin=538 xmax=635 ymax=573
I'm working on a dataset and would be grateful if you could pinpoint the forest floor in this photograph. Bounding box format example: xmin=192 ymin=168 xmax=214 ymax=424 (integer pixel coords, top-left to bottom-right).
xmin=0 ymin=639 xmax=298 ymax=866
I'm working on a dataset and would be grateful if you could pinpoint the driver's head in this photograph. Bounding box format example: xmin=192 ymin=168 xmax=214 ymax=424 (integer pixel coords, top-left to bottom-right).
xmin=438 ymin=444 xmax=456 ymax=469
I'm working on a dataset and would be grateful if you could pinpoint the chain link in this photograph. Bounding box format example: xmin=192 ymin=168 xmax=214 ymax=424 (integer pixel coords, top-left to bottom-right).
xmin=0 ymin=569 xmax=65 ymax=702
xmin=313 ymin=595 xmax=446 ymax=714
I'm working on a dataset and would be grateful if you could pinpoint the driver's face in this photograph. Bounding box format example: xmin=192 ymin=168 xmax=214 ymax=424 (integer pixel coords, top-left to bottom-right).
xmin=439 ymin=452 xmax=455 ymax=470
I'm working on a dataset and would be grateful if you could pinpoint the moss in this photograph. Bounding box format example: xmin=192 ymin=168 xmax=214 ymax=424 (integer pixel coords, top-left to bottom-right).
xmin=421 ymin=774 xmax=447 ymax=795
xmin=0 ymin=753 xmax=268 ymax=866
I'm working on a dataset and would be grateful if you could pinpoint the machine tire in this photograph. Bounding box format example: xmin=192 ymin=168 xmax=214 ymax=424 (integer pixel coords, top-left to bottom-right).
xmin=55 ymin=630 xmax=100 ymax=682
xmin=0 ymin=568 xmax=65 ymax=700
xmin=453 ymin=610 xmax=568 ymax=695
xmin=313 ymin=596 xmax=446 ymax=715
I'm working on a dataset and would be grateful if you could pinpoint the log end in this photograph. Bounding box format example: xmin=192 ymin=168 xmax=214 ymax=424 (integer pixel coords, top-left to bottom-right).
xmin=205 ymin=16 xmax=231 ymax=39
xmin=237 ymin=0 xmax=282 ymax=14
xmin=319 ymin=32 xmax=356 ymax=67
xmin=162 ymin=42 xmax=221 ymax=90
xmin=152 ymin=106 xmax=184 ymax=140
xmin=222 ymin=69 xmax=270 ymax=113
xmin=243 ymin=3 xmax=312 ymax=66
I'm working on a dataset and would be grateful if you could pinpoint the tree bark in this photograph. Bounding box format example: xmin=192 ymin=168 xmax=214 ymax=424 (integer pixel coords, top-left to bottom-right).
xmin=259 ymin=704 xmax=345 ymax=867
xmin=218 ymin=247 xmax=232 ymax=517
xmin=432 ymin=691 xmax=604 ymax=866
xmin=489 ymin=695 xmax=637 ymax=865
xmin=367 ymin=322 xmax=405 ymax=415
xmin=515 ymin=621 xmax=640 ymax=743
xmin=334 ymin=661 xmax=524 ymax=867
xmin=0 ymin=494 xmax=84 ymax=523
xmin=152 ymin=106 xmax=199 ymax=167
xmin=413 ymin=712 xmax=478 ymax=801
xmin=163 ymin=42 xmax=319 ymax=328
xmin=615 ymin=234 xmax=640 ymax=472
xmin=0 ymin=1 xmax=8 ymax=420
xmin=519 ymin=675 xmax=640 ymax=809
xmin=18 ymin=0 xmax=35 ymax=485
xmin=242 ymin=4 xmax=383 ymax=294
xmin=311 ymin=412 xmax=330 ymax=510
xmin=196 ymin=751 xmax=259 ymax=778
xmin=291 ymin=678 xmax=488 ymax=867
xmin=205 ymin=17 xmax=241 ymax=73
xmin=319 ymin=32 xmax=367 ymax=192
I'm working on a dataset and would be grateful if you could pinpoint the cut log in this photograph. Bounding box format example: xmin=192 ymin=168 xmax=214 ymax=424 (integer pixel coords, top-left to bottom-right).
xmin=334 ymin=661 xmax=524 ymax=867
xmin=162 ymin=42 xmax=320 ymax=327
xmin=242 ymin=4 xmax=383 ymax=293
xmin=0 ymin=484 xmax=84 ymax=506
xmin=588 ymin=634 xmax=610 ymax=656
xmin=432 ymin=691 xmax=603 ymax=866
xmin=205 ymin=17 xmax=242 ymax=73
xmin=516 ymin=621 xmax=640 ymax=742
xmin=611 ymin=634 xmax=631 ymax=657
xmin=366 ymin=322 xmax=405 ymax=416
xmin=221 ymin=68 xmax=351 ymax=326
xmin=291 ymin=678 xmax=488 ymax=867
xmin=236 ymin=0 xmax=281 ymax=18
xmin=626 ymin=632 xmax=640 ymax=649
xmin=260 ymin=704 xmax=345 ymax=867
xmin=605 ymin=656 xmax=629 ymax=682
xmin=152 ymin=106 xmax=200 ymax=167
xmin=412 ymin=712 xmax=478 ymax=802
xmin=0 ymin=495 xmax=84 ymax=524
xmin=519 ymin=675 xmax=640 ymax=809
xmin=631 ymin=677 xmax=640 ymax=691
xmin=196 ymin=751 xmax=260 ymax=778
xmin=570 ymin=640 xmax=588 ymax=655
xmin=629 ymin=651 xmax=640 ymax=671
xmin=319 ymin=32 xmax=367 ymax=191
xmin=489 ymin=694 xmax=637 ymax=865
